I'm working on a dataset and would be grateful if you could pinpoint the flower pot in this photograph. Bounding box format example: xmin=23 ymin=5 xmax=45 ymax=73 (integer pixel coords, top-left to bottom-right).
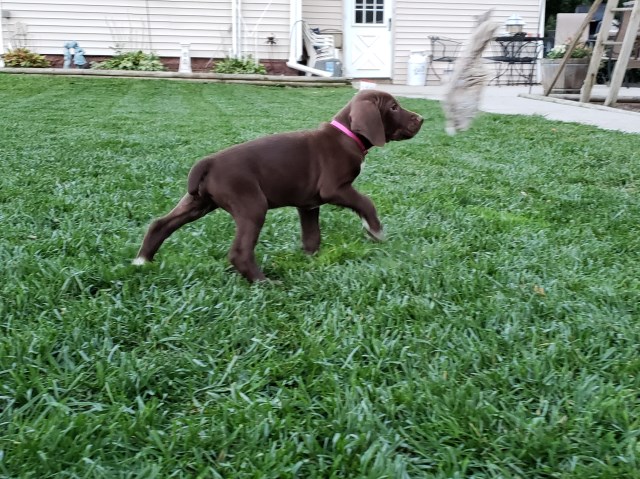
xmin=540 ymin=57 xmax=590 ymax=94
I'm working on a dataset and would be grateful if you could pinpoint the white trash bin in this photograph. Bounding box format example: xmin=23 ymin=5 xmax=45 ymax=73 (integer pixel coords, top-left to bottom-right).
xmin=407 ymin=50 xmax=427 ymax=86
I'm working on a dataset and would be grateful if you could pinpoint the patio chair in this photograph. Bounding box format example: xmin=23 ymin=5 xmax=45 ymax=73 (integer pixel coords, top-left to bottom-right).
xmin=302 ymin=21 xmax=336 ymax=70
xmin=427 ymin=36 xmax=462 ymax=81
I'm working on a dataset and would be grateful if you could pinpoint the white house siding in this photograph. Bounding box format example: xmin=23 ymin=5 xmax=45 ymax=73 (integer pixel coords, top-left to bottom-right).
xmin=393 ymin=0 xmax=543 ymax=84
xmin=0 ymin=0 xmax=262 ymax=60
xmin=301 ymin=0 xmax=343 ymax=57
xmin=240 ymin=0 xmax=290 ymax=61
xmin=1 ymin=0 xmax=544 ymax=81
xmin=302 ymin=0 xmax=342 ymax=32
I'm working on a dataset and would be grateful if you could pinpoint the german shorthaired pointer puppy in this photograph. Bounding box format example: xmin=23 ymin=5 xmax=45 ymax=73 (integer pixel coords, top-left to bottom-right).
xmin=133 ymin=90 xmax=423 ymax=282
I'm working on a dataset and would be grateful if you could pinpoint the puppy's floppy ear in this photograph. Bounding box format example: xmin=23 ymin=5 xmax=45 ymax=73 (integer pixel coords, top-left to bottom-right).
xmin=349 ymin=99 xmax=386 ymax=147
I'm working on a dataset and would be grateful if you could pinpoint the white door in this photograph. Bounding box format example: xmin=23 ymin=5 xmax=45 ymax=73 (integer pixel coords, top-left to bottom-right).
xmin=344 ymin=0 xmax=393 ymax=78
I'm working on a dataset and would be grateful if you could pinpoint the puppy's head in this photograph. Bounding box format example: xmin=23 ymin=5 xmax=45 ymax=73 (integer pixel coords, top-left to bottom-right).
xmin=335 ymin=90 xmax=423 ymax=147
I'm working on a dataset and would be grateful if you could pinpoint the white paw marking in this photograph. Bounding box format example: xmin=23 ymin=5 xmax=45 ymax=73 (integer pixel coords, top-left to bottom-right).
xmin=132 ymin=257 xmax=148 ymax=266
xmin=445 ymin=125 xmax=457 ymax=136
xmin=362 ymin=218 xmax=385 ymax=241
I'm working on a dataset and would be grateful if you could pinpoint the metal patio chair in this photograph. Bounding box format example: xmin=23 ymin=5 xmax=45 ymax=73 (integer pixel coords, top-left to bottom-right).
xmin=428 ymin=35 xmax=463 ymax=81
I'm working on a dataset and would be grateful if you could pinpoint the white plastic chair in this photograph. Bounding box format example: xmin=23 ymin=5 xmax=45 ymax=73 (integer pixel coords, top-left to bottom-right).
xmin=302 ymin=21 xmax=336 ymax=69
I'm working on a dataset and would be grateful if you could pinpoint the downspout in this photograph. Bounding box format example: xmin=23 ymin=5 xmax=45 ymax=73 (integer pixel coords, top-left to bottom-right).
xmin=536 ymin=0 xmax=546 ymax=82
xmin=231 ymin=0 xmax=239 ymax=57
xmin=0 ymin=0 xmax=5 ymax=67
xmin=237 ymin=0 xmax=242 ymax=58
xmin=286 ymin=0 xmax=332 ymax=76
xmin=538 ymin=0 xmax=546 ymax=38
xmin=289 ymin=0 xmax=301 ymax=63
xmin=144 ymin=0 xmax=153 ymax=52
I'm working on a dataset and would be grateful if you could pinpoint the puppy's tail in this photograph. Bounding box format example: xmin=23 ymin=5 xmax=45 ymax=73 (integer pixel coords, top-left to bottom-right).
xmin=187 ymin=160 xmax=209 ymax=197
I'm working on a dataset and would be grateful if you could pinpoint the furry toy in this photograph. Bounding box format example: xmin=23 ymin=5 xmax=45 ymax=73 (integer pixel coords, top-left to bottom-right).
xmin=442 ymin=11 xmax=499 ymax=135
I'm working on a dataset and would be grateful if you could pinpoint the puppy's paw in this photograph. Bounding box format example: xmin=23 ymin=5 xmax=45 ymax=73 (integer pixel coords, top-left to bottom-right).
xmin=132 ymin=257 xmax=148 ymax=266
xmin=362 ymin=218 xmax=385 ymax=242
xmin=302 ymin=245 xmax=320 ymax=255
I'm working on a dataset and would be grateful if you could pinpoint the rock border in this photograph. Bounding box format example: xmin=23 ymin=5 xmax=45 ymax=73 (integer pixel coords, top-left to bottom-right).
xmin=0 ymin=67 xmax=352 ymax=87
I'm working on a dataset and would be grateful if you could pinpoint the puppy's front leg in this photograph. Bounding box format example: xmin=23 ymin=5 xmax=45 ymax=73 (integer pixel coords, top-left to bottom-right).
xmin=323 ymin=186 xmax=385 ymax=241
xmin=298 ymin=207 xmax=321 ymax=254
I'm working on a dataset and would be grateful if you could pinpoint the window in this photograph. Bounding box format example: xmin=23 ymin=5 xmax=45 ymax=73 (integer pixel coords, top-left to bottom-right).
xmin=354 ymin=0 xmax=384 ymax=24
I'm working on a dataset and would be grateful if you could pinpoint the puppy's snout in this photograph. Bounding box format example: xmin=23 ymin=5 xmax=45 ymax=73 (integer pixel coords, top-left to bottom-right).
xmin=404 ymin=108 xmax=422 ymax=124
xmin=409 ymin=112 xmax=424 ymax=133
xmin=390 ymin=105 xmax=423 ymax=141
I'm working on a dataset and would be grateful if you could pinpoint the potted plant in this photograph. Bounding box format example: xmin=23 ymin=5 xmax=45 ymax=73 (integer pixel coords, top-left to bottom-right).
xmin=541 ymin=41 xmax=592 ymax=94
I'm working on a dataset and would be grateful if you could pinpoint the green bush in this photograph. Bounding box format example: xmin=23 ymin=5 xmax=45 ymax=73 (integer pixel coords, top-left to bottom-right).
xmin=1 ymin=48 xmax=51 ymax=68
xmin=213 ymin=56 xmax=267 ymax=74
xmin=92 ymin=50 xmax=166 ymax=71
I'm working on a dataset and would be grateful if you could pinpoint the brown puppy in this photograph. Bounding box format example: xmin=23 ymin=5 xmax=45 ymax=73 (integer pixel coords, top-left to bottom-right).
xmin=133 ymin=90 xmax=423 ymax=281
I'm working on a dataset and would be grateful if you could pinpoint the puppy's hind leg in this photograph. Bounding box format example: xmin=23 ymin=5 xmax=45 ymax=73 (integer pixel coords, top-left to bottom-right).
xmin=133 ymin=194 xmax=216 ymax=264
xmin=228 ymin=203 xmax=268 ymax=282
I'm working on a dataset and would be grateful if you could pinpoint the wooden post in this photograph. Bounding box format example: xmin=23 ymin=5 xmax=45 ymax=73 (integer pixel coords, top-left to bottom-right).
xmin=581 ymin=0 xmax=620 ymax=103
xmin=0 ymin=1 xmax=5 ymax=68
xmin=605 ymin=0 xmax=640 ymax=106
xmin=543 ymin=0 xmax=603 ymax=96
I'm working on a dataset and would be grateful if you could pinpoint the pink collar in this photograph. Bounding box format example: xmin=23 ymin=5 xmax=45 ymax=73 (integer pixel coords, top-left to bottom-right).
xmin=330 ymin=120 xmax=368 ymax=155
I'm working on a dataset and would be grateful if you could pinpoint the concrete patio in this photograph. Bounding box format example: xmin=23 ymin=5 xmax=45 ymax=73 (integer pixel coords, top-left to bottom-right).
xmin=363 ymin=82 xmax=640 ymax=134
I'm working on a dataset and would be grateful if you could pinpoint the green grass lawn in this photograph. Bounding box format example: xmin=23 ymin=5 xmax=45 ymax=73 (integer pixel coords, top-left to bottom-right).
xmin=1 ymin=75 xmax=639 ymax=478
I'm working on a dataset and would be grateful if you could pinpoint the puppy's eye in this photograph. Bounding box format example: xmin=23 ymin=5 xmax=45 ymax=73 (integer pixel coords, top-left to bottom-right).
xmin=391 ymin=104 xmax=399 ymax=111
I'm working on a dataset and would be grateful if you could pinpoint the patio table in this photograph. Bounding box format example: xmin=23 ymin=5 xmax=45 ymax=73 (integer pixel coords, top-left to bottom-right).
xmin=485 ymin=34 xmax=544 ymax=85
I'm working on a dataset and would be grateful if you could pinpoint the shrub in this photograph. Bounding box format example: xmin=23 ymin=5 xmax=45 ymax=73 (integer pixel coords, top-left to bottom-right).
xmin=213 ymin=56 xmax=267 ymax=75
xmin=1 ymin=48 xmax=51 ymax=68
xmin=92 ymin=50 xmax=166 ymax=71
